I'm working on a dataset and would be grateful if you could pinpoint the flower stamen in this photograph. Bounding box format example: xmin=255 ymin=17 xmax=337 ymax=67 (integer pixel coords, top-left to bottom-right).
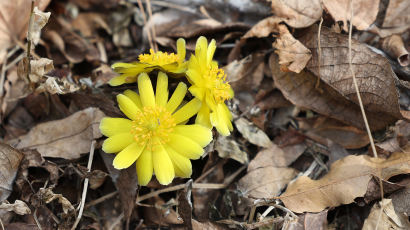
xmin=139 ymin=49 xmax=180 ymax=66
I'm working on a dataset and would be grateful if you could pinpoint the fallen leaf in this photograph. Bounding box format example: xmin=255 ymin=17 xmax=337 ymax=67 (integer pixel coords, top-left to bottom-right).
xmin=17 ymin=107 xmax=104 ymax=159
xmin=26 ymin=58 xmax=54 ymax=83
xmin=242 ymin=16 xmax=282 ymax=39
xmin=248 ymin=143 xmax=306 ymax=170
xmin=273 ymin=25 xmax=311 ymax=73
xmin=279 ymin=145 xmax=410 ymax=213
xmin=0 ymin=143 xmax=23 ymax=201
xmin=38 ymin=187 xmax=74 ymax=214
xmin=381 ymin=0 xmax=410 ymax=33
xmin=116 ymin=165 xmax=138 ymax=226
xmin=215 ymin=135 xmax=248 ymax=164
xmin=30 ymin=7 xmax=51 ymax=46
xmin=362 ymin=199 xmax=410 ymax=230
xmin=299 ymin=26 xmax=402 ymax=127
xmin=381 ymin=35 xmax=409 ymax=67
xmin=0 ymin=0 xmax=50 ymax=64
xmin=0 ymin=200 xmax=31 ymax=215
xmin=36 ymin=76 xmax=81 ymax=95
xmin=322 ymin=0 xmax=379 ymax=30
xmin=192 ymin=220 xmax=225 ymax=230
xmin=390 ymin=187 xmax=410 ymax=215
xmin=178 ymin=180 xmax=193 ymax=230
xmin=271 ymin=0 xmax=322 ymax=28
xmin=235 ymin=117 xmax=273 ymax=148
xmin=143 ymin=197 xmax=183 ymax=225
xmin=297 ymin=116 xmax=370 ymax=149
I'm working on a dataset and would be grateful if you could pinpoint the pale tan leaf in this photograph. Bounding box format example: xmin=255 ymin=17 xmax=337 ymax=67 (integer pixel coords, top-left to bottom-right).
xmin=322 ymin=0 xmax=379 ymax=30
xmin=279 ymin=146 xmax=410 ymax=213
xmin=0 ymin=200 xmax=31 ymax=215
xmin=17 ymin=107 xmax=104 ymax=159
xmin=271 ymin=0 xmax=322 ymax=28
xmin=381 ymin=35 xmax=409 ymax=67
xmin=362 ymin=199 xmax=410 ymax=230
xmin=235 ymin=117 xmax=273 ymax=148
xmin=28 ymin=58 xmax=53 ymax=83
xmin=273 ymin=25 xmax=311 ymax=73
xmin=382 ymin=0 xmax=410 ymax=29
xmin=35 ymin=77 xmax=80 ymax=95
xmin=30 ymin=7 xmax=50 ymax=46
xmin=215 ymin=135 xmax=248 ymax=164
xmin=0 ymin=143 xmax=23 ymax=202
xmin=39 ymin=188 xmax=74 ymax=214
xmin=242 ymin=16 xmax=282 ymax=39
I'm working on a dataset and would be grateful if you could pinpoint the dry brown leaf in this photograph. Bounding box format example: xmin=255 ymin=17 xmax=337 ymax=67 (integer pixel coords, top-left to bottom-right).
xmin=270 ymin=0 xmax=322 ymax=28
xmin=242 ymin=16 xmax=282 ymax=39
xmin=0 ymin=0 xmax=50 ymax=64
xmin=0 ymin=143 xmax=23 ymax=201
xmin=16 ymin=107 xmax=104 ymax=159
xmin=322 ymin=0 xmax=379 ymax=31
xmin=382 ymin=0 xmax=410 ymax=33
xmin=279 ymin=145 xmax=410 ymax=213
xmin=0 ymin=200 xmax=31 ymax=215
xmin=390 ymin=187 xmax=410 ymax=215
xmin=298 ymin=117 xmax=370 ymax=149
xmin=31 ymin=7 xmax=50 ymax=46
xmin=36 ymin=76 xmax=81 ymax=95
xmin=26 ymin=58 xmax=54 ymax=83
xmin=381 ymin=35 xmax=409 ymax=67
xmin=215 ymin=135 xmax=248 ymax=164
xmin=362 ymin=199 xmax=410 ymax=230
xmin=235 ymin=117 xmax=273 ymax=148
xmin=38 ymin=188 xmax=74 ymax=214
xmin=270 ymin=54 xmax=395 ymax=131
xmin=273 ymin=25 xmax=311 ymax=73
xmin=247 ymin=143 xmax=306 ymax=170
xmin=116 ymin=166 xmax=138 ymax=225
xmin=178 ymin=180 xmax=193 ymax=230
xmin=299 ymin=26 xmax=402 ymax=127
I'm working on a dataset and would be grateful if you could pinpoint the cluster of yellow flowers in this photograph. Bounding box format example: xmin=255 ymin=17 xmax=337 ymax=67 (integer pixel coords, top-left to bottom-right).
xmin=100 ymin=37 xmax=234 ymax=185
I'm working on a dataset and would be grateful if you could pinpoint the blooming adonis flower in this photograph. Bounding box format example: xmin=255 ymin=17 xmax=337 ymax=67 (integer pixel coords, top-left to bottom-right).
xmin=109 ymin=39 xmax=187 ymax=86
xmin=100 ymin=72 xmax=212 ymax=185
xmin=186 ymin=36 xmax=234 ymax=136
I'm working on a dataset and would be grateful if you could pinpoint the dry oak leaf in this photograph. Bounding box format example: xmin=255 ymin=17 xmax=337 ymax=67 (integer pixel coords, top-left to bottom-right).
xmin=279 ymin=145 xmax=410 ymax=213
xmin=0 ymin=143 xmax=23 ymax=202
xmin=299 ymin=26 xmax=402 ymax=129
xmin=0 ymin=200 xmax=31 ymax=215
xmin=269 ymin=54 xmax=393 ymax=131
xmin=322 ymin=0 xmax=379 ymax=31
xmin=242 ymin=16 xmax=282 ymax=39
xmin=16 ymin=107 xmax=104 ymax=159
xmin=273 ymin=25 xmax=311 ymax=73
xmin=382 ymin=0 xmax=410 ymax=32
xmin=271 ymin=0 xmax=322 ymax=28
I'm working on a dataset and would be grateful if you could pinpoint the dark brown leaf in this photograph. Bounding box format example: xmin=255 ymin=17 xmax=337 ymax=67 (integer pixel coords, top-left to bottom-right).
xmin=0 ymin=143 xmax=23 ymax=201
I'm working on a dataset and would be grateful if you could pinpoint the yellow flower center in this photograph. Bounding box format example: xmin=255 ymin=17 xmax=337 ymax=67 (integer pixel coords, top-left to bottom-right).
xmin=138 ymin=49 xmax=180 ymax=66
xmin=131 ymin=106 xmax=176 ymax=148
xmin=204 ymin=67 xmax=232 ymax=103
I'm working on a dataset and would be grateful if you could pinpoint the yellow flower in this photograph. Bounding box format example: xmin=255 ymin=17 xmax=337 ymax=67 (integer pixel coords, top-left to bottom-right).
xmin=186 ymin=36 xmax=234 ymax=136
xmin=100 ymin=72 xmax=212 ymax=185
xmin=109 ymin=39 xmax=187 ymax=86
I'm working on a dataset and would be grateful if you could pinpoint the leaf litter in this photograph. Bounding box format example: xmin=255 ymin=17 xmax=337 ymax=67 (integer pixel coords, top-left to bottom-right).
xmin=0 ymin=0 xmax=409 ymax=229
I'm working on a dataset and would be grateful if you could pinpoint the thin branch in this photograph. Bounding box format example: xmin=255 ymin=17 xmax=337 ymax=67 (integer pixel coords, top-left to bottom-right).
xmin=71 ymin=141 xmax=96 ymax=230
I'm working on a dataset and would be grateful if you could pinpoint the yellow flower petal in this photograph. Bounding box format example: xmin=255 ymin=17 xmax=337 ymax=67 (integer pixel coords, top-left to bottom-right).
xmin=109 ymin=75 xmax=137 ymax=86
xmin=111 ymin=62 xmax=139 ymax=69
xmin=117 ymin=94 xmax=140 ymax=120
xmin=173 ymin=124 xmax=212 ymax=147
xmin=207 ymin=39 xmax=216 ymax=65
xmin=165 ymin=145 xmax=192 ymax=178
xmin=99 ymin=117 xmax=133 ymax=137
xmin=195 ymin=36 xmax=208 ymax=63
xmin=195 ymin=104 xmax=212 ymax=129
xmin=153 ymin=144 xmax=175 ymax=185
xmin=167 ymin=133 xmax=204 ymax=159
xmin=123 ymin=90 xmax=142 ymax=109
xmin=172 ymin=98 xmax=202 ymax=124
xmin=166 ymin=82 xmax=187 ymax=113
xmin=188 ymin=85 xmax=205 ymax=101
xmin=176 ymin=38 xmax=186 ymax=63
xmin=210 ymin=103 xmax=233 ymax=136
xmin=113 ymin=142 xmax=145 ymax=169
xmin=155 ymin=72 xmax=169 ymax=107
xmin=136 ymin=148 xmax=153 ymax=186
xmin=138 ymin=73 xmax=156 ymax=107
xmin=102 ymin=133 xmax=134 ymax=153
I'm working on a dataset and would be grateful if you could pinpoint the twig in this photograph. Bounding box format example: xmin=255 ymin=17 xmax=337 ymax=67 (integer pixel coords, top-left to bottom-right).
xmin=136 ymin=0 xmax=154 ymax=51
xmin=145 ymin=0 xmax=158 ymax=52
xmin=316 ymin=17 xmax=324 ymax=89
xmin=109 ymin=212 xmax=124 ymax=230
xmin=26 ymin=0 xmax=35 ymax=84
xmin=136 ymin=165 xmax=246 ymax=204
xmin=33 ymin=208 xmax=43 ymax=230
xmin=84 ymin=191 xmax=118 ymax=209
xmin=348 ymin=1 xmax=384 ymax=229
xmin=71 ymin=141 xmax=96 ymax=230
xmin=0 ymin=217 xmax=4 ymax=230
xmin=0 ymin=53 xmax=7 ymax=98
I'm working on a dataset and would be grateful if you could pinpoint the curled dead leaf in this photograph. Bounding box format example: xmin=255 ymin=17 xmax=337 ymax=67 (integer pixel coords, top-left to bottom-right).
xmin=273 ymin=25 xmax=311 ymax=73
xmin=0 ymin=200 xmax=31 ymax=215
xmin=38 ymin=188 xmax=74 ymax=214
xmin=0 ymin=143 xmax=23 ymax=202
xmin=30 ymin=7 xmax=51 ymax=46
xmin=235 ymin=117 xmax=272 ymax=148
xmin=362 ymin=199 xmax=410 ymax=229
xmin=16 ymin=107 xmax=104 ymax=159
xmin=215 ymin=135 xmax=248 ymax=164
xmin=279 ymin=145 xmax=410 ymax=213
xmin=242 ymin=16 xmax=282 ymax=39
xmin=381 ymin=35 xmax=409 ymax=67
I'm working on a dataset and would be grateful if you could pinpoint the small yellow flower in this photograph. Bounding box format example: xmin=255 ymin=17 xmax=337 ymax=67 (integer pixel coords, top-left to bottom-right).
xmin=186 ymin=36 xmax=234 ymax=136
xmin=100 ymin=72 xmax=212 ymax=185
xmin=109 ymin=39 xmax=187 ymax=86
